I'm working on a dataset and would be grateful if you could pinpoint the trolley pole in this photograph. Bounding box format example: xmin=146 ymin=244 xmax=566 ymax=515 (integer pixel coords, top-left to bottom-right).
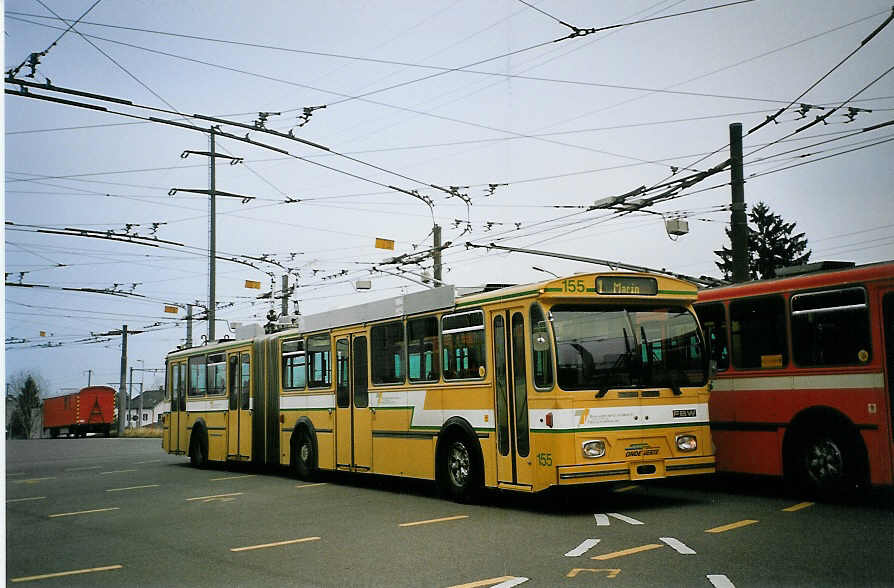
xmin=117 ymin=325 xmax=128 ymax=434
xmin=729 ymin=122 xmax=749 ymax=283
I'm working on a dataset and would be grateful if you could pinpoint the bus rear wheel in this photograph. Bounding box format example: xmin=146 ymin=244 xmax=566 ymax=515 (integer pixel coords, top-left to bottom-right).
xmin=291 ymin=429 xmax=316 ymax=481
xmin=189 ymin=432 xmax=208 ymax=469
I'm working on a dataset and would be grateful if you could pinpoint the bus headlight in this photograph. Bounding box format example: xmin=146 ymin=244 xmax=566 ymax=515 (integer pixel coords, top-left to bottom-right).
xmin=676 ymin=434 xmax=697 ymax=452
xmin=582 ymin=440 xmax=606 ymax=458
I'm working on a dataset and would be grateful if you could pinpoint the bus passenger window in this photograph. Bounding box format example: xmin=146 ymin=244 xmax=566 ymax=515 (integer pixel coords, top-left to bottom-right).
xmin=530 ymin=304 xmax=553 ymax=389
xmin=408 ymin=316 xmax=439 ymax=382
xmin=206 ymin=353 xmax=226 ymax=395
xmin=307 ymin=334 xmax=331 ymax=388
xmin=241 ymin=353 xmax=251 ymax=410
xmin=442 ymin=310 xmax=486 ymax=380
xmin=371 ymin=321 xmax=405 ymax=385
xmin=282 ymin=339 xmax=306 ymax=390
xmin=695 ymin=302 xmax=729 ymax=370
xmin=729 ymin=296 xmax=787 ymax=369
xmin=188 ymin=355 xmax=206 ymax=396
xmin=791 ymin=287 xmax=871 ymax=366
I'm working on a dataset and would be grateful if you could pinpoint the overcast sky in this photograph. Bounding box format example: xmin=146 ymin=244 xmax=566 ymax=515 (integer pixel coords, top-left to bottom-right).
xmin=4 ymin=0 xmax=893 ymax=397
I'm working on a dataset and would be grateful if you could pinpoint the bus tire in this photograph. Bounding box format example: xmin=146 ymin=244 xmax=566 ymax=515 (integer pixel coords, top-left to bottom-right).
xmin=291 ymin=428 xmax=316 ymax=481
xmin=438 ymin=434 xmax=481 ymax=503
xmin=789 ymin=426 xmax=864 ymax=499
xmin=50 ymin=428 xmax=59 ymax=439
xmin=189 ymin=429 xmax=209 ymax=469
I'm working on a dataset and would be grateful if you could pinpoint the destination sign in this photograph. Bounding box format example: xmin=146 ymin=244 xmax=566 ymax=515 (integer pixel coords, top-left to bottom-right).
xmin=596 ymin=276 xmax=658 ymax=296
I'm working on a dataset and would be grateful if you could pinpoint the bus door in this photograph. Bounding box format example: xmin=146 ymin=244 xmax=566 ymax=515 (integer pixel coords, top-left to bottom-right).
xmin=227 ymin=352 xmax=252 ymax=459
xmin=492 ymin=309 xmax=533 ymax=487
xmin=335 ymin=334 xmax=371 ymax=471
xmin=169 ymin=362 xmax=187 ymax=454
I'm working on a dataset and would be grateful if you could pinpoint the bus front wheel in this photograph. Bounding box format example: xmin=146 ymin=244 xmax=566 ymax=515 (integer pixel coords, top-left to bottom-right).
xmin=791 ymin=428 xmax=863 ymax=499
xmin=439 ymin=436 xmax=480 ymax=502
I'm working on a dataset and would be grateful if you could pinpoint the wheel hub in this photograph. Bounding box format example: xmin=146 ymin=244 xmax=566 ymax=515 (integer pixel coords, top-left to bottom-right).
xmin=448 ymin=442 xmax=470 ymax=486
xmin=806 ymin=438 xmax=844 ymax=483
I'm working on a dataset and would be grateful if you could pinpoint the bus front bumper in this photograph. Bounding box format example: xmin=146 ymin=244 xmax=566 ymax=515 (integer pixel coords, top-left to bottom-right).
xmin=556 ymin=455 xmax=716 ymax=485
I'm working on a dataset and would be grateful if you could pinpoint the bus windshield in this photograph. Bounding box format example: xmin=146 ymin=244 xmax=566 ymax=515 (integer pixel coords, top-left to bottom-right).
xmin=551 ymin=304 xmax=707 ymax=391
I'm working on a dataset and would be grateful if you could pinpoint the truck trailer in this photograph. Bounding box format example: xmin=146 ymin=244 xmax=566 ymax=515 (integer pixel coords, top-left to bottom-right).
xmin=43 ymin=386 xmax=116 ymax=438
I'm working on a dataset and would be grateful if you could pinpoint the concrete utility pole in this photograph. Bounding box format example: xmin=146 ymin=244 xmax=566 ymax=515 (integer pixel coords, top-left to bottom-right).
xmin=433 ymin=224 xmax=443 ymax=284
xmin=208 ymin=127 xmax=217 ymax=341
xmin=117 ymin=325 xmax=128 ymax=434
xmin=729 ymin=122 xmax=749 ymax=283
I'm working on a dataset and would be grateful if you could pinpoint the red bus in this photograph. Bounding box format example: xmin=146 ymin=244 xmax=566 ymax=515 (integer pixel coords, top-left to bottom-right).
xmin=695 ymin=261 xmax=894 ymax=496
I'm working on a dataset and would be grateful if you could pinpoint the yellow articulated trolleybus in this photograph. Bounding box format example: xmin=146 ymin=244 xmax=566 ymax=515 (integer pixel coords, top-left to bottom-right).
xmin=162 ymin=272 xmax=715 ymax=500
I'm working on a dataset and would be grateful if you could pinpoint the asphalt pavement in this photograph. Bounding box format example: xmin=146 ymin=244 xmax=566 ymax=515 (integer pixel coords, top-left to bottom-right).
xmin=5 ymin=438 xmax=893 ymax=587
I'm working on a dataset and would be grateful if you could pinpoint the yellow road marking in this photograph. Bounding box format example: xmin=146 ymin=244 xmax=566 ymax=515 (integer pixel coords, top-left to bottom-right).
xmin=447 ymin=576 xmax=516 ymax=588
xmin=49 ymin=507 xmax=120 ymax=518
xmin=10 ymin=564 xmax=123 ymax=583
xmin=186 ymin=492 xmax=243 ymax=501
xmin=783 ymin=502 xmax=814 ymax=512
xmin=296 ymin=482 xmax=327 ymax=489
xmin=7 ymin=496 xmax=46 ymax=503
xmin=230 ymin=536 xmax=320 ymax=552
xmin=592 ymin=543 xmax=663 ymax=560
xmin=13 ymin=477 xmax=55 ymax=484
xmin=567 ymin=568 xmax=621 ymax=578
xmin=99 ymin=469 xmax=137 ymax=475
xmin=65 ymin=466 xmax=101 ymax=472
xmin=399 ymin=514 xmax=469 ymax=527
xmin=613 ymin=485 xmax=638 ymax=493
xmin=705 ymin=519 xmax=759 ymax=533
xmin=105 ymin=484 xmax=161 ymax=492
xmin=209 ymin=474 xmax=256 ymax=481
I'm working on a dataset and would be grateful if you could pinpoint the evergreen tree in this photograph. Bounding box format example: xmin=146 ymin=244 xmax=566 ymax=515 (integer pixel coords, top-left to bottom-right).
xmin=715 ymin=201 xmax=811 ymax=281
xmin=11 ymin=375 xmax=42 ymax=439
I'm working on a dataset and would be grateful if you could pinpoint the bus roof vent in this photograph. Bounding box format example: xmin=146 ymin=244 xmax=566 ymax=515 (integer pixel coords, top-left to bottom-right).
xmin=774 ymin=261 xmax=855 ymax=277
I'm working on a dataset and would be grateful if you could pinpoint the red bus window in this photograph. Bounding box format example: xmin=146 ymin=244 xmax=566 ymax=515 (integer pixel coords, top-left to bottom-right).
xmin=791 ymin=287 xmax=871 ymax=366
xmin=730 ymin=296 xmax=787 ymax=369
xmin=695 ymin=302 xmax=729 ymax=371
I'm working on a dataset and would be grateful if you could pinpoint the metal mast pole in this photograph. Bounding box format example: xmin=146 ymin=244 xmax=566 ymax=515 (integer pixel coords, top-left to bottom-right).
xmin=730 ymin=122 xmax=749 ymax=283
xmin=128 ymin=366 xmax=134 ymax=429
xmin=117 ymin=325 xmax=128 ymax=434
xmin=186 ymin=304 xmax=193 ymax=348
xmin=281 ymin=275 xmax=289 ymax=318
xmin=208 ymin=127 xmax=217 ymax=341
xmin=433 ymin=224 xmax=442 ymax=284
